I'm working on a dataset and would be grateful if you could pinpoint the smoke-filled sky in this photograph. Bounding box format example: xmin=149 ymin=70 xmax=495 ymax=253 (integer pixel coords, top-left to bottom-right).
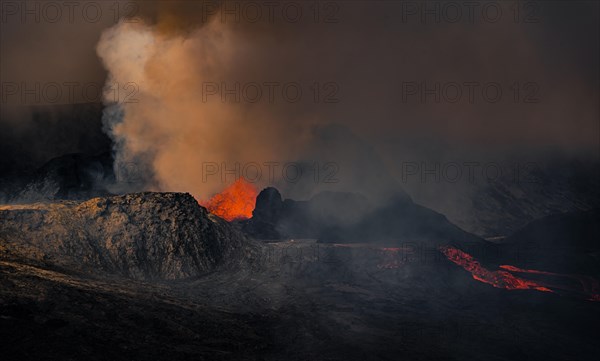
xmin=1 ymin=0 xmax=598 ymax=200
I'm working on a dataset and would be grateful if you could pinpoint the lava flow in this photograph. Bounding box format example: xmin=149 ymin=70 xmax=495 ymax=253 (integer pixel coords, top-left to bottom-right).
xmin=440 ymin=246 xmax=600 ymax=301
xmin=499 ymin=265 xmax=600 ymax=301
xmin=440 ymin=246 xmax=553 ymax=293
xmin=200 ymin=178 xmax=258 ymax=221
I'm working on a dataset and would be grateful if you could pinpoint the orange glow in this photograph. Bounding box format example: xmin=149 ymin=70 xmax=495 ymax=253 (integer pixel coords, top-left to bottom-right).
xmin=200 ymin=178 xmax=258 ymax=221
xmin=440 ymin=246 xmax=600 ymax=301
xmin=440 ymin=246 xmax=553 ymax=293
xmin=499 ymin=264 xmax=600 ymax=301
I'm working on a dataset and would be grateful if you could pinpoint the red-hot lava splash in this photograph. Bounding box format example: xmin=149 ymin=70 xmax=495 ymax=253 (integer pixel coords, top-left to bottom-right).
xmin=200 ymin=178 xmax=258 ymax=221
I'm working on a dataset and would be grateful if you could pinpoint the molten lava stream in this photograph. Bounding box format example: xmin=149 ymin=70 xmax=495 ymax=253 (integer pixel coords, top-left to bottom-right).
xmin=200 ymin=178 xmax=258 ymax=221
xmin=499 ymin=265 xmax=600 ymax=301
xmin=439 ymin=246 xmax=553 ymax=293
xmin=440 ymin=246 xmax=600 ymax=301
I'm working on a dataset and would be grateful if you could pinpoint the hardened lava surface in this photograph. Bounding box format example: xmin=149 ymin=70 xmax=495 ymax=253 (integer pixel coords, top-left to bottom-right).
xmin=1 ymin=194 xmax=599 ymax=360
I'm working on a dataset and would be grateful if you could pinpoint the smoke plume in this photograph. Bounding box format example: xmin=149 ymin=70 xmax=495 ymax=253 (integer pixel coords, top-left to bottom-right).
xmin=95 ymin=1 xmax=599 ymax=202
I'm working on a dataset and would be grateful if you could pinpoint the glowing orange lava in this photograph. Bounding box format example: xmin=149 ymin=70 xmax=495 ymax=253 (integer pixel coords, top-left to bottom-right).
xmin=499 ymin=264 xmax=600 ymax=301
xmin=440 ymin=246 xmax=553 ymax=292
xmin=440 ymin=246 xmax=600 ymax=301
xmin=200 ymin=178 xmax=258 ymax=221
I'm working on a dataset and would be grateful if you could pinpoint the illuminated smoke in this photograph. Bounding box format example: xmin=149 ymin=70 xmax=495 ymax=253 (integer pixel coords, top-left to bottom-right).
xmin=96 ymin=18 xmax=315 ymax=199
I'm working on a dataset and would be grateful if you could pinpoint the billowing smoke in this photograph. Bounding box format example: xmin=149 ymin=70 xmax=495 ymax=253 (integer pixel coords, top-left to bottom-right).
xmin=95 ymin=1 xmax=599 ymax=204
xmin=95 ymin=4 xmax=399 ymax=201
xmin=97 ymin=17 xmax=321 ymax=198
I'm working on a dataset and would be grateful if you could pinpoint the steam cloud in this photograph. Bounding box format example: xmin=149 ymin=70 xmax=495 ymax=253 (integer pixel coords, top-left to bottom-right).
xmin=95 ymin=1 xmax=599 ymax=201
xmin=97 ymin=17 xmax=322 ymax=198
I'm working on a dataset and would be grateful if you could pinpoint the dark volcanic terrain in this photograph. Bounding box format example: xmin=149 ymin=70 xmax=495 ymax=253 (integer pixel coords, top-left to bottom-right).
xmin=1 ymin=192 xmax=599 ymax=360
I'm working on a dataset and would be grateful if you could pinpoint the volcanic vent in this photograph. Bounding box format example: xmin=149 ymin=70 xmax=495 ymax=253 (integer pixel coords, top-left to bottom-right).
xmin=200 ymin=178 xmax=258 ymax=222
xmin=0 ymin=193 xmax=250 ymax=280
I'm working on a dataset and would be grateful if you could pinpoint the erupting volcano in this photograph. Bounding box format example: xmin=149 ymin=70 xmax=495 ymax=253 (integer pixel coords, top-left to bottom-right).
xmin=200 ymin=178 xmax=258 ymax=221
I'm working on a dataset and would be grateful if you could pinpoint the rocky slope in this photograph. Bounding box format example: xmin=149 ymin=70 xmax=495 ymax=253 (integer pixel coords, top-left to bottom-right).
xmin=242 ymin=187 xmax=484 ymax=246
xmin=0 ymin=192 xmax=252 ymax=280
xmin=408 ymin=158 xmax=600 ymax=238
xmin=494 ymin=209 xmax=600 ymax=276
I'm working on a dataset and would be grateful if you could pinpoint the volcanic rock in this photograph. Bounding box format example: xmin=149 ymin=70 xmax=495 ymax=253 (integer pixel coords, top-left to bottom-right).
xmin=0 ymin=192 xmax=249 ymax=280
xmin=341 ymin=200 xmax=484 ymax=245
xmin=241 ymin=187 xmax=284 ymax=239
xmin=243 ymin=187 xmax=483 ymax=246
xmin=496 ymin=208 xmax=600 ymax=275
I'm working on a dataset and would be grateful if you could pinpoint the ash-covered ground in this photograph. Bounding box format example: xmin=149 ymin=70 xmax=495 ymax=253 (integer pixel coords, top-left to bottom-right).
xmin=1 ymin=193 xmax=598 ymax=361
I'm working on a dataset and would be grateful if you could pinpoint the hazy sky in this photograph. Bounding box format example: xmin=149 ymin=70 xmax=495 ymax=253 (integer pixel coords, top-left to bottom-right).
xmin=1 ymin=1 xmax=598 ymax=179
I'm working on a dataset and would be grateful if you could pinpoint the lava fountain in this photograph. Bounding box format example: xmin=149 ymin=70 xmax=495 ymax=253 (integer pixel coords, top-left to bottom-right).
xmin=200 ymin=178 xmax=258 ymax=221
